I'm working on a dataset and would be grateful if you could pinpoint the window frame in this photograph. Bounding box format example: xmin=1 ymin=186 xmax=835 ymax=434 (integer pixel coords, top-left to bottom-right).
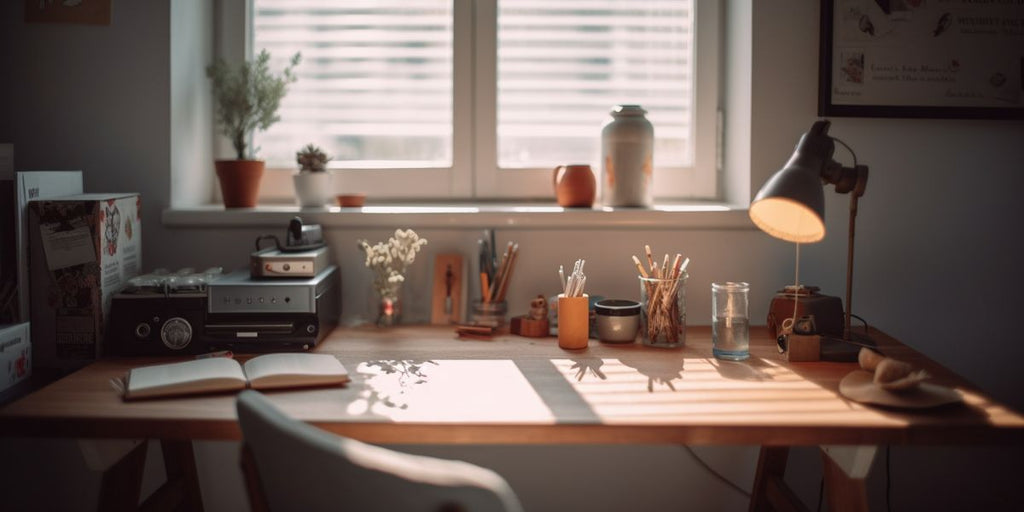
xmin=226 ymin=0 xmax=722 ymax=203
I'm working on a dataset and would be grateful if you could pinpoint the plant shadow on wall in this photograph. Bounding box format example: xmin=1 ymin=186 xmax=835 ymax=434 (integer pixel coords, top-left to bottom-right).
xmin=207 ymin=50 xmax=301 ymax=208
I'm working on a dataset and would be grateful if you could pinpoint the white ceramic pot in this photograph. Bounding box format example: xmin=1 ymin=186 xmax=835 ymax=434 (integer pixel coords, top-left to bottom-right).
xmin=293 ymin=171 xmax=333 ymax=208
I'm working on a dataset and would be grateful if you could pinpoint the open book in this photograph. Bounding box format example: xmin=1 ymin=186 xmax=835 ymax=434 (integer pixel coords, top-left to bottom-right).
xmin=114 ymin=353 xmax=349 ymax=400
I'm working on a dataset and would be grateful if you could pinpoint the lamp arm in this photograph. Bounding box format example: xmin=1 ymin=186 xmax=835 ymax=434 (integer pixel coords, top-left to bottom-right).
xmin=843 ymin=163 xmax=869 ymax=339
xmin=845 ymin=192 xmax=859 ymax=341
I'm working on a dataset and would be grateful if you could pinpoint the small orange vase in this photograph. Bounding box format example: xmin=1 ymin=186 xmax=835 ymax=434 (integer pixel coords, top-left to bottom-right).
xmin=215 ymin=160 xmax=265 ymax=208
xmin=553 ymin=164 xmax=596 ymax=208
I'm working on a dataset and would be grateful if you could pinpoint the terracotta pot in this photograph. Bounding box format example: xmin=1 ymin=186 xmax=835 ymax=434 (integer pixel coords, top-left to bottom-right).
xmin=336 ymin=193 xmax=367 ymax=207
xmin=552 ymin=164 xmax=596 ymax=208
xmin=215 ymin=160 xmax=265 ymax=208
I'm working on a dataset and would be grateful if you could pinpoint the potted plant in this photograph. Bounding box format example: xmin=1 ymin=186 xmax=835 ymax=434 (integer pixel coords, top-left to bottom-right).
xmin=207 ymin=49 xmax=301 ymax=207
xmin=293 ymin=143 xmax=333 ymax=207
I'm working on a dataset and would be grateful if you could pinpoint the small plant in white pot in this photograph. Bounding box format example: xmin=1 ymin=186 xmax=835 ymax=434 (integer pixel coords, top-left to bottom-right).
xmin=294 ymin=143 xmax=333 ymax=208
xmin=207 ymin=49 xmax=300 ymax=208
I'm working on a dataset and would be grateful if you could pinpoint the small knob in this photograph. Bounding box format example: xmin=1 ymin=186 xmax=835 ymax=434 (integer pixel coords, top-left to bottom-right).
xmin=161 ymin=317 xmax=193 ymax=350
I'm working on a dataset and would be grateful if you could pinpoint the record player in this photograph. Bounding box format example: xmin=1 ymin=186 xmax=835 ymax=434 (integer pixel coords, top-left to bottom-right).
xmin=108 ymin=265 xmax=340 ymax=356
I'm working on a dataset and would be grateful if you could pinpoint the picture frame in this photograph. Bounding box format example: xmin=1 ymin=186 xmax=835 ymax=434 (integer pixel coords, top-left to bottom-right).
xmin=818 ymin=0 xmax=1024 ymax=119
xmin=24 ymin=0 xmax=111 ymax=25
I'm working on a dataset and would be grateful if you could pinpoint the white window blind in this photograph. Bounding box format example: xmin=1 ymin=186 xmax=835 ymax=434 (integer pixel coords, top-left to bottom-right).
xmin=249 ymin=0 xmax=717 ymax=201
xmin=253 ymin=0 xmax=454 ymax=170
xmin=496 ymin=1 xmax=694 ymax=170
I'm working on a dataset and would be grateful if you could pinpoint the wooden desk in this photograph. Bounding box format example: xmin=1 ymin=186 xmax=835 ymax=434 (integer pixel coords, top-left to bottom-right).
xmin=2 ymin=326 xmax=1022 ymax=511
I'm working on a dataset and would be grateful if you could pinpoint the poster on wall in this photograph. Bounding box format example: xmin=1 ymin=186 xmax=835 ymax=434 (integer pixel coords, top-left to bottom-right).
xmin=819 ymin=0 xmax=1024 ymax=119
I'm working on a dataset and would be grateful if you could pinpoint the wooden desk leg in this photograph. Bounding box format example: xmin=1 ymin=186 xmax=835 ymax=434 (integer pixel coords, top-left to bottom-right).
xmin=97 ymin=440 xmax=148 ymax=511
xmin=820 ymin=445 xmax=878 ymax=512
xmin=139 ymin=440 xmax=205 ymax=512
xmin=749 ymin=446 xmax=808 ymax=512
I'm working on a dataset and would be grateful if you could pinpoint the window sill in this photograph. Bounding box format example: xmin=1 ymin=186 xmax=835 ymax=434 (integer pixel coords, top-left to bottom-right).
xmin=162 ymin=203 xmax=755 ymax=230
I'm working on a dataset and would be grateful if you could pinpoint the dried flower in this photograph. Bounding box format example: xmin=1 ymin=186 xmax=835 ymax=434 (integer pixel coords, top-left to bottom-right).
xmin=357 ymin=229 xmax=428 ymax=298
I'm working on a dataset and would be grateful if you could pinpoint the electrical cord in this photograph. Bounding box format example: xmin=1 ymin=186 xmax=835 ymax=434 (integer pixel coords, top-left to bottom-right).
xmin=681 ymin=446 xmax=751 ymax=499
xmin=833 ymin=136 xmax=859 ymax=168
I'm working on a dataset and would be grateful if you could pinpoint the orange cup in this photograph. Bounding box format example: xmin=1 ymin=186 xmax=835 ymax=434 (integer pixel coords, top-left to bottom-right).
xmin=557 ymin=293 xmax=590 ymax=350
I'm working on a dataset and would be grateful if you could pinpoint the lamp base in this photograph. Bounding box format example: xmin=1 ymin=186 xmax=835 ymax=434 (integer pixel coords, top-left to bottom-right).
xmin=819 ymin=331 xmax=877 ymax=362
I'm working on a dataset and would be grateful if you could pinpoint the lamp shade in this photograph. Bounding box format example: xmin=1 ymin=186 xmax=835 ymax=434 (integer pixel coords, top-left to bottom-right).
xmin=749 ymin=122 xmax=837 ymax=243
xmin=749 ymin=164 xmax=826 ymax=243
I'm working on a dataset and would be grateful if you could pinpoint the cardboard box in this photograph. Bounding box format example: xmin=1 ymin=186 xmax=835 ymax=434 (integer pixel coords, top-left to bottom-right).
xmin=0 ymin=322 xmax=31 ymax=393
xmin=29 ymin=194 xmax=141 ymax=369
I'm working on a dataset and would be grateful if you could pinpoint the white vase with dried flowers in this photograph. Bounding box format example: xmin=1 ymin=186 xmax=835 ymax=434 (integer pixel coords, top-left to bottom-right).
xmin=357 ymin=229 xmax=428 ymax=326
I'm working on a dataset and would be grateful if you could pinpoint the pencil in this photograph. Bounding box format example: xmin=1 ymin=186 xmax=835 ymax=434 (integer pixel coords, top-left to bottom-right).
xmin=644 ymin=245 xmax=655 ymax=273
xmin=480 ymin=272 xmax=490 ymax=303
xmin=632 ymin=255 xmax=649 ymax=278
xmin=496 ymin=244 xmax=519 ymax=302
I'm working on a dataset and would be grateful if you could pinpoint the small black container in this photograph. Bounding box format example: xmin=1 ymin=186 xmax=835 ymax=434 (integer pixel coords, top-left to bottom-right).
xmin=594 ymin=299 xmax=641 ymax=343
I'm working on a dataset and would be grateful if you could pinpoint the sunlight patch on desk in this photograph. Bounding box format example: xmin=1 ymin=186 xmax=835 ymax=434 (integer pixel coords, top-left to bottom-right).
xmin=348 ymin=360 xmax=554 ymax=423
xmin=551 ymin=357 xmax=915 ymax=426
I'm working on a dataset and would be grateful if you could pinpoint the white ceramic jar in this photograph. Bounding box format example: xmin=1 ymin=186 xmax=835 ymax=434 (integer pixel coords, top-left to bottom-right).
xmin=601 ymin=105 xmax=654 ymax=207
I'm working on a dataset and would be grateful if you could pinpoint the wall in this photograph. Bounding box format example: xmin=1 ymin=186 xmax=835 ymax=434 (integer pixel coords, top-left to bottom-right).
xmin=1 ymin=1 xmax=1023 ymax=511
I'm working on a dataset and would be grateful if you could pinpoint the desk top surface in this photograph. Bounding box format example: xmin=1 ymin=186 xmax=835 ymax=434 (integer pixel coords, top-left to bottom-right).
xmin=1 ymin=326 xmax=1022 ymax=445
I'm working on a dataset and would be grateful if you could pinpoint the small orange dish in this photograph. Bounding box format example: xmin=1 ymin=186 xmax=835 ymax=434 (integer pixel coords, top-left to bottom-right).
xmin=336 ymin=194 xmax=366 ymax=207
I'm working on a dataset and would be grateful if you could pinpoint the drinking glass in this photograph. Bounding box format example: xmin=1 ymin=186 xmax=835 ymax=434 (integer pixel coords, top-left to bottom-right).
xmin=712 ymin=282 xmax=750 ymax=360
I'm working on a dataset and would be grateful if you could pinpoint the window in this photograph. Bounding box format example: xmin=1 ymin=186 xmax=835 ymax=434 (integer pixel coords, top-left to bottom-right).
xmin=248 ymin=0 xmax=720 ymax=202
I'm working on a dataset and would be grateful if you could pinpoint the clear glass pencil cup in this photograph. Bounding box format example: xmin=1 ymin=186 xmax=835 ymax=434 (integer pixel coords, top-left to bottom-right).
xmin=471 ymin=299 xmax=507 ymax=327
xmin=639 ymin=273 xmax=687 ymax=348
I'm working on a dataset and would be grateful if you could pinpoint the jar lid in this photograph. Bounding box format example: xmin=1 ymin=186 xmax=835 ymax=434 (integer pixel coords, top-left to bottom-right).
xmin=612 ymin=104 xmax=647 ymax=115
xmin=712 ymin=281 xmax=749 ymax=291
xmin=595 ymin=299 xmax=641 ymax=316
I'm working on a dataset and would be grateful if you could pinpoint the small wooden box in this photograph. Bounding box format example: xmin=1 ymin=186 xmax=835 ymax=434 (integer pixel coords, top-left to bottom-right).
xmin=510 ymin=316 xmax=549 ymax=338
xmin=786 ymin=334 xmax=821 ymax=362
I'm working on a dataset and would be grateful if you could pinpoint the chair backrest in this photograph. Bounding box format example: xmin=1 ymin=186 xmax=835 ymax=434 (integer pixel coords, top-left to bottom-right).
xmin=235 ymin=390 xmax=523 ymax=512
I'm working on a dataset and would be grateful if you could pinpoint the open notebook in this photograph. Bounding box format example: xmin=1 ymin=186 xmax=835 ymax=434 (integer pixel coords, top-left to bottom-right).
xmin=113 ymin=353 xmax=349 ymax=400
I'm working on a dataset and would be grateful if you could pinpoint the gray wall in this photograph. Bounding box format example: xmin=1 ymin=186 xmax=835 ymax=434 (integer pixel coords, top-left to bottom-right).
xmin=2 ymin=1 xmax=1022 ymax=511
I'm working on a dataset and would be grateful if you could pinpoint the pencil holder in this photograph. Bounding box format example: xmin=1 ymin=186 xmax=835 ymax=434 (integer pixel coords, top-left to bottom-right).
xmin=557 ymin=293 xmax=590 ymax=350
xmin=639 ymin=273 xmax=687 ymax=348
xmin=471 ymin=300 xmax=508 ymax=327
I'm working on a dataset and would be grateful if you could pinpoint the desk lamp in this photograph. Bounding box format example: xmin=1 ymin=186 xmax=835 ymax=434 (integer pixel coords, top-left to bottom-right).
xmin=749 ymin=119 xmax=868 ymax=344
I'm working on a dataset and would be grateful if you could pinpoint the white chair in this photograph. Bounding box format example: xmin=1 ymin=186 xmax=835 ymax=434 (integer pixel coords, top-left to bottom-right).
xmin=236 ymin=390 xmax=524 ymax=512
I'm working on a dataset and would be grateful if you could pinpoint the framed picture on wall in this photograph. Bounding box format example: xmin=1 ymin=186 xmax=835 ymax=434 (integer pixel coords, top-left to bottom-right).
xmin=24 ymin=0 xmax=111 ymax=25
xmin=818 ymin=0 xmax=1024 ymax=119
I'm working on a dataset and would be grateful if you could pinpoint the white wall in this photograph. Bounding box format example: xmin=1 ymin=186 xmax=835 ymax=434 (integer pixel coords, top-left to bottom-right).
xmin=1 ymin=1 xmax=1023 ymax=511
